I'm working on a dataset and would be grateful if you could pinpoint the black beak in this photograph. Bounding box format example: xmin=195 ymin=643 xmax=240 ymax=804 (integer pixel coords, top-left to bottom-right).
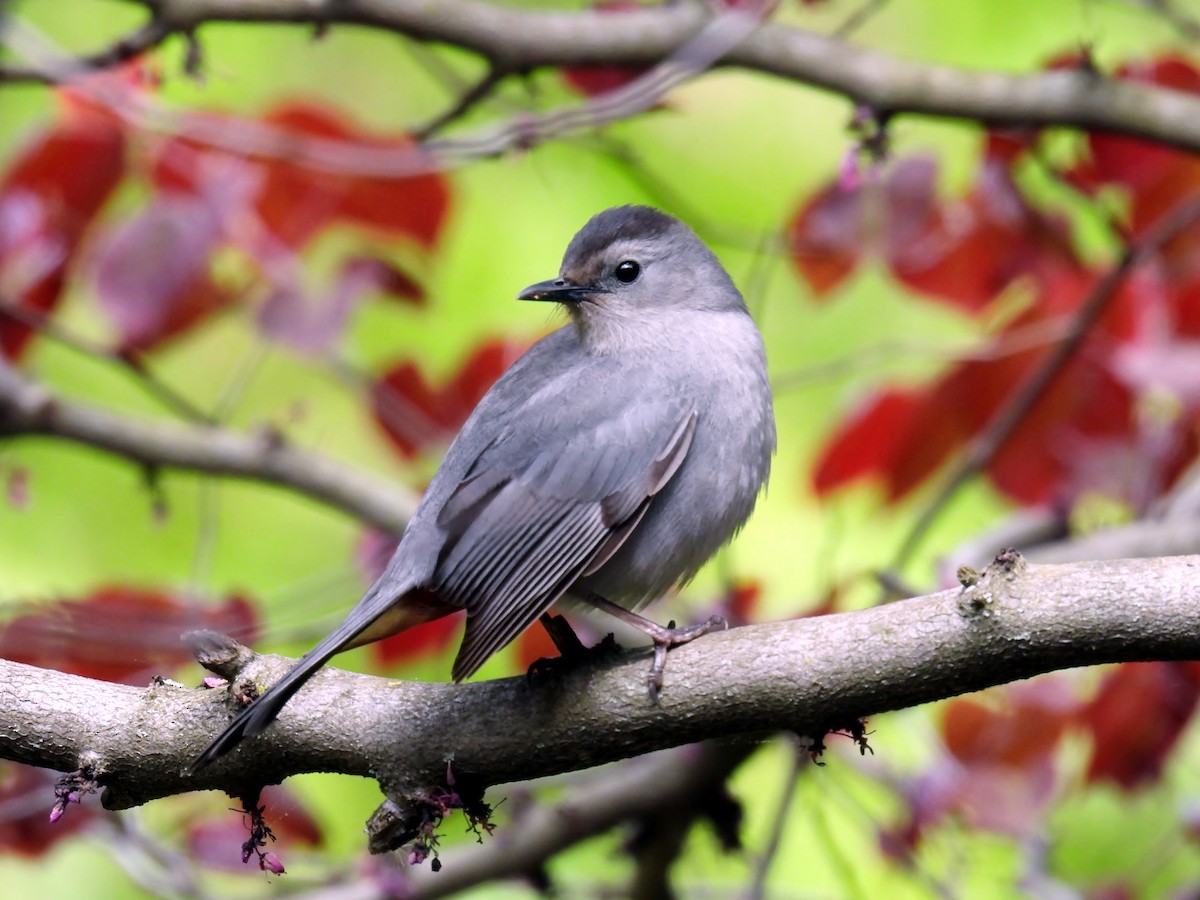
xmin=517 ymin=278 xmax=602 ymax=304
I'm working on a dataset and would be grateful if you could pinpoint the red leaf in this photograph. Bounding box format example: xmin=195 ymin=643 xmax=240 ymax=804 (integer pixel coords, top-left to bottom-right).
xmin=122 ymin=271 xmax=231 ymax=354
xmin=880 ymin=155 xmax=943 ymax=249
xmin=811 ymin=264 xmax=1197 ymax=508
xmin=350 ymin=531 xmax=463 ymax=667
xmin=5 ymin=466 xmax=30 ymax=509
xmin=2 ymin=112 xmax=125 ymax=232
xmin=0 ymin=586 xmax=259 ymax=684
xmin=888 ymin=682 xmax=1072 ymax=844
xmin=1065 ymin=57 xmax=1200 ymax=194
xmin=343 ymin=255 xmax=425 ymax=304
xmin=1079 ymin=661 xmax=1200 ymax=790
xmin=810 ymin=58 xmax=1200 ymax=508
xmin=811 ymin=389 xmax=922 ymax=495
xmin=372 ymin=611 xmax=463 ymax=668
xmin=355 ymin=528 xmax=399 ymax=584
xmin=561 ymin=2 xmax=650 ymax=96
xmin=1070 ymin=129 xmax=1180 ymax=198
xmin=513 ymin=618 xmax=563 ymax=673
xmin=723 ymin=580 xmax=762 ymax=626
xmin=942 ymin=693 xmax=1067 ymax=769
xmin=791 ymin=151 xmax=1077 ymax=313
xmin=982 ymin=129 xmax=1035 ymax=166
xmin=259 ymin=255 xmax=422 ymax=355
xmin=785 ymin=178 xmax=867 ymax=297
xmin=1176 ymin=278 xmax=1200 ymax=337
xmin=561 ymin=65 xmax=649 ymax=97
xmin=889 ymin=157 xmax=1075 ymax=314
xmin=370 ymin=338 xmax=528 ymax=460
xmin=153 ymin=102 xmax=451 ymax=251
xmin=368 ymin=362 xmax=444 ymax=460
xmin=1067 ymin=56 xmax=1200 ymax=273
xmin=0 ymin=106 xmax=125 ymax=359
xmin=91 ymin=195 xmax=231 ymax=352
xmin=880 ymin=364 xmax=995 ymax=500
xmin=0 ymin=193 xmax=65 ymax=357
xmin=511 ymin=613 xmax=607 ymax=675
xmin=1127 ymin=55 xmax=1200 ymax=93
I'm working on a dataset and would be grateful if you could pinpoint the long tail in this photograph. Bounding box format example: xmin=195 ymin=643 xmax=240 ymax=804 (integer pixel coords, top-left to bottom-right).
xmin=188 ymin=575 xmax=420 ymax=773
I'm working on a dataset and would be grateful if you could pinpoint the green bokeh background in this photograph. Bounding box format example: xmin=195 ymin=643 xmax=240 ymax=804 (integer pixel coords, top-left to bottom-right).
xmin=1 ymin=1 xmax=1195 ymax=896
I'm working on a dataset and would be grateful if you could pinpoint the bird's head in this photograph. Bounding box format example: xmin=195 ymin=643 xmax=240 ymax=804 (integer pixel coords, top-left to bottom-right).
xmin=517 ymin=205 xmax=746 ymax=351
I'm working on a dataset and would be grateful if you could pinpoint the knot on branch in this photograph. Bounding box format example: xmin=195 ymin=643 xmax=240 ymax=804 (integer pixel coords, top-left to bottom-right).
xmin=368 ymin=766 xmax=494 ymax=858
xmin=184 ymin=629 xmax=256 ymax=680
xmin=957 ymin=548 xmax=1028 ymax=618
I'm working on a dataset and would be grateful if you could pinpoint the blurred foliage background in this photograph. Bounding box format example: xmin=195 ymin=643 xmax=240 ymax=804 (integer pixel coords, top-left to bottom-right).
xmin=2 ymin=0 xmax=1199 ymax=897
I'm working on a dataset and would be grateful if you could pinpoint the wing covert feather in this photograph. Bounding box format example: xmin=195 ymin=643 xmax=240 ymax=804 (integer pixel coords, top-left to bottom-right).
xmin=435 ymin=395 xmax=697 ymax=681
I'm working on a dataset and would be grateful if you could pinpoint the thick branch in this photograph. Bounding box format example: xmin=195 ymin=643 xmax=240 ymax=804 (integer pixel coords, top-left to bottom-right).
xmin=0 ymin=554 xmax=1196 ymax=850
xmin=0 ymin=361 xmax=417 ymax=533
xmin=13 ymin=1 xmax=1200 ymax=153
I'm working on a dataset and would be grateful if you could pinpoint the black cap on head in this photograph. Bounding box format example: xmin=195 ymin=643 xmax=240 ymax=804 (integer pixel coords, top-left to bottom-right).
xmin=562 ymin=205 xmax=679 ymax=268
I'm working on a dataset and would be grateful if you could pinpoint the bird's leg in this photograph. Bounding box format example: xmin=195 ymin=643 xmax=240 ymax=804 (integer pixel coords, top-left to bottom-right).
xmin=578 ymin=592 xmax=727 ymax=698
xmin=538 ymin=612 xmax=588 ymax=659
xmin=526 ymin=612 xmax=620 ymax=682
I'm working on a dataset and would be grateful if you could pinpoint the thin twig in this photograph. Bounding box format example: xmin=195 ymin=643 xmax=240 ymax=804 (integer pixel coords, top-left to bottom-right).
xmin=771 ymin=315 xmax=1074 ymax=392
xmin=0 ymin=301 xmax=214 ymax=424
xmin=745 ymin=736 xmax=810 ymax=900
xmin=0 ymin=15 xmax=173 ymax=84
xmin=0 ymin=360 xmax=419 ymax=532
xmin=412 ymin=66 xmax=508 ymax=140
xmin=419 ymin=9 xmax=764 ymax=165
xmin=833 ymin=0 xmax=893 ymax=38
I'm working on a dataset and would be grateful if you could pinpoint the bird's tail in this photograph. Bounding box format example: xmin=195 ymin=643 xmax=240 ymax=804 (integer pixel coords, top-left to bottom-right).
xmin=188 ymin=574 xmax=429 ymax=773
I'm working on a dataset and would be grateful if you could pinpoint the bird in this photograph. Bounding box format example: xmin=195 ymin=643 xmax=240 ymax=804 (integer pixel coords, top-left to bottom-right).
xmin=190 ymin=205 xmax=775 ymax=771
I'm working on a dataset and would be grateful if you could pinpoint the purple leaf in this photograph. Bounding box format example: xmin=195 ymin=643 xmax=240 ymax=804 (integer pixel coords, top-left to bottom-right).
xmin=91 ymin=196 xmax=222 ymax=347
xmin=258 ymin=255 xmax=422 ymax=355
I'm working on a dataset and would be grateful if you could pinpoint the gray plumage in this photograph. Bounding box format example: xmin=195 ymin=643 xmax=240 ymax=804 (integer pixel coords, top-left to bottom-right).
xmin=190 ymin=205 xmax=775 ymax=770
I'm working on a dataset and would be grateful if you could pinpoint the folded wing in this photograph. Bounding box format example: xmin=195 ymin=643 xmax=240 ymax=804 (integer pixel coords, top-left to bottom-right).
xmin=436 ymin=397 xmax=697 ymax=680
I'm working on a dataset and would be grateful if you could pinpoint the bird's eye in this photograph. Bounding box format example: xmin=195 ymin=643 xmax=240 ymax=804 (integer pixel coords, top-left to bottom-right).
xmin=614 ymin=260 xmax=641 ymax=284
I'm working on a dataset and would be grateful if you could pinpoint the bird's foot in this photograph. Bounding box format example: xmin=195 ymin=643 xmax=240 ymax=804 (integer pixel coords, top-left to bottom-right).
xmin=575 ymin=592 xmax=728 ymax=700
xmin=645 ymin=615 xmax=728 ymax=700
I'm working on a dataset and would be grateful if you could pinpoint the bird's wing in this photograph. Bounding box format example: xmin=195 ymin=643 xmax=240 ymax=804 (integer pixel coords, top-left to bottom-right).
xmin=436 ymin=394 xmax=697 ymax=680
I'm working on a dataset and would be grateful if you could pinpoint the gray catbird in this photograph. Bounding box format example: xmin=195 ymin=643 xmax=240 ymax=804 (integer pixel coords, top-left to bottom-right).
xmin=190 ymin=205 xmax=775 ymax=769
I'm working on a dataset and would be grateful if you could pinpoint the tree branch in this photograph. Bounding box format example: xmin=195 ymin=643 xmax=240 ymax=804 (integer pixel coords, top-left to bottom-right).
xmin=1 ymin=554 xmax=1196 ymax=853
xmin=0 ymin=360 xmax=418 ymax=533
xmin=408 ymin=742 xmax=754 ymax=899
xmin=6 ymin=2 xmax=1200 ymax=154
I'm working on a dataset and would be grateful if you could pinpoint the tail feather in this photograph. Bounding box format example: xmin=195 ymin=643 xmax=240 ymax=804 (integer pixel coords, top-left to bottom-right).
xmin=188 ymin=575 xmax=420 ymax=773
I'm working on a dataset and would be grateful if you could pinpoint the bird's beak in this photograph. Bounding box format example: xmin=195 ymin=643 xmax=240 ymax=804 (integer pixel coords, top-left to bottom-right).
xmin=517 ymin=278 xmax=602 ymax=304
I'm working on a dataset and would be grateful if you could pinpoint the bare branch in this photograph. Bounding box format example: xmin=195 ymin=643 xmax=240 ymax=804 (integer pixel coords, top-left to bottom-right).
xmin=5 ymin=1 xmax=1200 ymax=156
xmin=0 ymin=16 xmax=173 ymax=84
xmin=0 ymin=301 xmax=214 ymax=424
xmin=410 ymin=743 xmax=753 ymax=900
xmin=0 ymin=360 xmax=418 ymax=533
xmin=410 ymin=65 xmax=507 ymax=141
xmin=1 ymin=554 xmax=1196 ymax=854
xmin=1023 ymin=519 xmax=1200 ymax=565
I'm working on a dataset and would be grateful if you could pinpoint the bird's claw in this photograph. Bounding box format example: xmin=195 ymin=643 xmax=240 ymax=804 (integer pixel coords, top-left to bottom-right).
xmin=645 ymin=614 xmax=728 ymax=701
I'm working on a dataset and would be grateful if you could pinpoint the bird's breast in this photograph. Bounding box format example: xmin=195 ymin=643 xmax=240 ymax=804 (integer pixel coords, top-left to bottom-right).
xmin=575 ymin=314 xmax=775 ymax=607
